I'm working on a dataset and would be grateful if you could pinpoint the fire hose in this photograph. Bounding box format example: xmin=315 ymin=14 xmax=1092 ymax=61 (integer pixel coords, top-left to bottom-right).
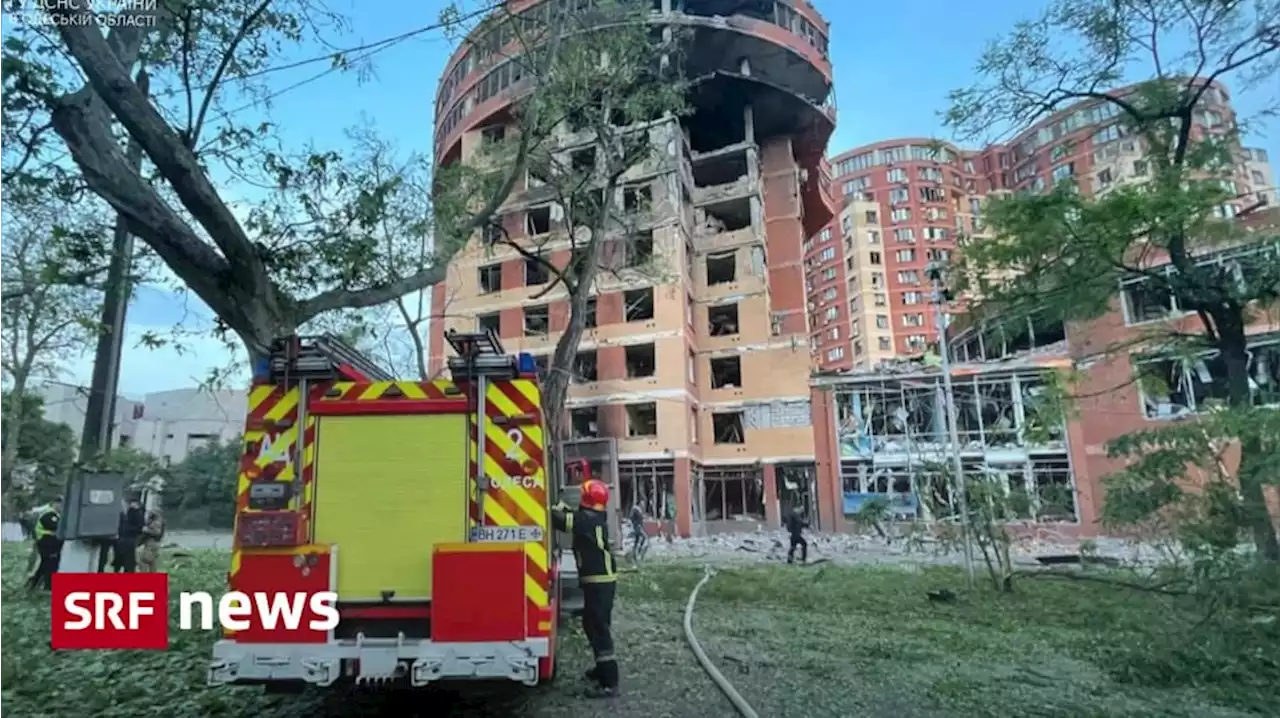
xmin=683 ymin=566 xmax=760 ymax=718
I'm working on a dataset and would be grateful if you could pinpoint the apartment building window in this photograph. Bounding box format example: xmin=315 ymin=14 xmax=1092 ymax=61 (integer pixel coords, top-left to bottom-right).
xmin=853 ymin=340 xmax=863 ymax=355
xmin=823 ymin=267 xmax=837 ymax=281
xmin=1214 ymin=203 xmax=1238 ymax=218
xmin=575 ymin=351 xmax=598 ymax=382
xmin=845 ymin=257 xmax=855 ymax=272
xmin=896 ymin=249 xmax=916 ymax=263
xmin=626 ymin=403 xmax=658 ymax=437
xmin=526 ymin=205 xmax=552 ymax=235
xmin=919 ymin=186 xmax=946 ymax=203
xmin=624 ymin=288 xmax=655 ymax=321
xmin=709 ymin=303 xmax=740 ymax=336
xmin=570 ymin=407 xmax=599 ymax=439
xmin=819 ymin=227 xmax=832 ymax=242
xmin=903 ymin=313 xmax=925 ymax=327
xmin=707 ymin=250 xmax=736 ymax=285
xmin=711 ymin=411 xmax=746 ymax=444
xmin=850 ymin=318 xmax=861 ymax=335
xmin=874 ymin=293 xmax=887 ymax=307
xmin=478 ymin=264 xmax=502 ymax=293
xmin=878 ymin=337 xmax=892 ymax=351
xmin=876 ymin=314 xmax=889 ymax=329
xmin=625 ymin=231 xmax=655 ymax=268
xmin=894 ymin=228 xmax=914 ymax=243
xmin=906 ymin=335 xmax=927 ymax=350
xmin=927 ymin=248 xmax=951 ymax=262
xmin=824 ymin=306 xmax=838 ymax=321
xmin=867 ymin=230 xmax=881 ymax=244
xmin=524 ymin=305 xmax=549 ymax=336
xmin=1052 ymin=163 xmax=1076 ymax=183
xmin=871 ymin=272 xmax=884 ymax=288
xmin=710 ymin=356 xmax=742 ymax=389
xmin=923 ymin=227 xmax=947 ymax=241
xmin=827 ymin=326 xmax=840 ymax=340
xmin=827 ymin=346 xmax=844 ymax=361
xmin=584 ymin=297 xmax=597 ymax=328
xmin=525 ymin=257 xmax=549 ymax=285
xmin=864 ymin=210 xmax=878 ymax=224
xmin=869 ymin=251 xmax=882 ymax=265
xmin=840 ymin=215 xmax=852 ymax=235
xmin=897 ymin=270 xmax=921 ymax=284
xmin=625 ymin=344 xmax=656 ymax=378
xmin=1092 ymin=124 xmax=1123 ymax=145
xmin=1096 ymin=168 xmax=1113 ymax=189
xmin=918 ymin=167 xmax=942 ymax=182
xmin=819 ymin=247 xmax=835 ymax=262
xmin=968 ymin=198 xmax=982 ymax=215
xmin=886 ymin=168 xmax=906 ymax=183
xmin=889 ymin=188 xmax=909 ymax=204
xmin=822 ymin=287 xmax=838 ymax=301
xmin=478 ymin=312 xmax=499 ymax=333
xmin=1252 ymin=170 xmax=1266 ymax=185
xmin=903 ymin=291 xmax=922 ymax=304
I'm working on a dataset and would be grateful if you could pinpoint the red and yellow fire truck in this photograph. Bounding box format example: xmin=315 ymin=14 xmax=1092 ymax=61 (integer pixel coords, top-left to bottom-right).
xmin=208 ymin=330 xmax=567 ymax=689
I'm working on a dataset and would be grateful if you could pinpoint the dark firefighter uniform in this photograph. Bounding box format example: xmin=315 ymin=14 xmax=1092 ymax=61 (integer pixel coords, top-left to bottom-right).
xmin=786 ymin=507 xmax=809 ymax=564
xmin=27 ymin=502 xmax=63 ymax=591
xmin=551 ymin=479 xmax=619 ymax=696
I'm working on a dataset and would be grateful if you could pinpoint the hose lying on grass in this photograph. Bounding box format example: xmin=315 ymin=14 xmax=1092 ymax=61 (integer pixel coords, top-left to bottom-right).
xmin=683 ymin=566 xmax=760 ymax=718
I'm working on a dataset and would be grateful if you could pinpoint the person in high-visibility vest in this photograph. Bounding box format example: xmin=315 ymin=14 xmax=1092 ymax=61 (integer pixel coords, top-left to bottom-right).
xmin=26 ymin=498 xmax=63 ymax=591
xmin=552 ymin=479 xmax=620 ymax=698
xmin=24 ymin=502 xmax=53 ymax=574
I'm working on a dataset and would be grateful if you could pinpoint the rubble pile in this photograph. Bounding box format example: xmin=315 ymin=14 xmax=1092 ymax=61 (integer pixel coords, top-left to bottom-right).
xmin=642 ymin=530 xmax=1182 ymax=568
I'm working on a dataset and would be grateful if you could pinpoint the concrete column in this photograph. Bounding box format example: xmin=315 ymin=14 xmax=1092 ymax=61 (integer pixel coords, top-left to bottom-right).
xmin=762 ymin=463 xmax=780 ymax=527
xmin=743 ymin=103 xmax=755 ymax=144
xmin=674 ymin=457 xmax=693 ymax=537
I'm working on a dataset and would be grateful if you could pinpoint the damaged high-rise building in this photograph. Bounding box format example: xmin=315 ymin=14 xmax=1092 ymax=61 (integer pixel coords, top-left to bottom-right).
xmin=428 ymin=0 xmax=836 ymax=536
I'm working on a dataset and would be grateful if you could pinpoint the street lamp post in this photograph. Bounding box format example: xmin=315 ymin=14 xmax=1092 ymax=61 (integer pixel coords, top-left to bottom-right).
xmin=928 ymin=261 xmax=976 ymax=589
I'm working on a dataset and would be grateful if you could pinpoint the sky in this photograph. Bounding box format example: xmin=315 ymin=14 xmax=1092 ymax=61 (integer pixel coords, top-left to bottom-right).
xmin=38 ymin=0 xmax=1278 ymax=399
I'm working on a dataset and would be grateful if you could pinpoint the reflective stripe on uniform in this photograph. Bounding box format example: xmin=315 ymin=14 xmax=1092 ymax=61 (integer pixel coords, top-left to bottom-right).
xmin=595 ymin=526 xmax=615 ymax=577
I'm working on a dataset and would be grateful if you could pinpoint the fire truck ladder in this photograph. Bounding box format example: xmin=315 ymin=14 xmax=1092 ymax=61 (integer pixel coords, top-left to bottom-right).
xmin=267 ymin=334 xmax=393 ymax=384
xmin=445 ymin=328 xmax=532 ymax=542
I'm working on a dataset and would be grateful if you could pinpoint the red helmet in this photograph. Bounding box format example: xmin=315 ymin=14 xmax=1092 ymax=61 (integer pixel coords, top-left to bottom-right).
xmin=579 ymin=479 xmax=609 ymax=510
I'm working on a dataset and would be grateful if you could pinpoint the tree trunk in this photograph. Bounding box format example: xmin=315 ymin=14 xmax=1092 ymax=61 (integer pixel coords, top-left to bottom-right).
xmin=541 ymin=236 xmax=607 ymax=451
xmin=1 ymin=371 xmax=31 ymax=494
xmin=1217 ymin=317 xmax=1280 ymax=562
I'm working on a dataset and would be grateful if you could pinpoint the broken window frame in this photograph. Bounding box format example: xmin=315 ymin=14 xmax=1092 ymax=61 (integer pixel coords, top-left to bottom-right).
xmin=708 ymin=302 xmax=740 ymax=337
xmin=523 ymin=305 xmax=550 ymax=337
xmin=477 ymin=312 xmax=500 ymax=333
xmin=524 ymin=256 xmax=550 ymax=286
xmin=1134 ymin=336 xmax=1280 ymax=419
xmin=624 ymin=343 xmax=657 ymax=379
xmin=711 ymin=411 xmax=745 ymax=444
xmin=625 ymin=402 xmax=659 ymax=438
xmin=700 ymin=466 xmax=765 ymax=521
xmin=709 ymin=355 xmax=742 ymax=389
xmin=623 ymin=288 xmax=655 ymax=322
xmin=574 ymin=350 xmax=598 ymax=382
xmin=570 ymin=406 xmax=600 ymax=439
xmin=478 ymin=263 xmax=502 ymax=293
xmin=706 ymin=250 xmax=737 ymax=285
xmin=618 ymin=459 xmax=676 ymax=521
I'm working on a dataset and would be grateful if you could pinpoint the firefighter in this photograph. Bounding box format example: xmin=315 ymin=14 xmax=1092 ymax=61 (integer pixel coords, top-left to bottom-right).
xmin=26 ymin=498 xmax=63 ymax=591
xmin=785 ymin=505 xmax=809 ymax=564
xmin=137 ymin=509 xmax=166 ymax=573
xmin=552 ymin=479 xmax=619 ymax=698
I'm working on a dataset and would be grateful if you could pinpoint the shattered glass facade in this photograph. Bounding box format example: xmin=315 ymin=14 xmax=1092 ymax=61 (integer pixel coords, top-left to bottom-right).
xmin=831 ymin=367 xmax=1079 ymax=524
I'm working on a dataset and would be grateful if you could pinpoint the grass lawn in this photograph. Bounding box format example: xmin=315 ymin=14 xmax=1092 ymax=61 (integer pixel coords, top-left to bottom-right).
xmin=3 ymin=543 xmax=1276 ymax=717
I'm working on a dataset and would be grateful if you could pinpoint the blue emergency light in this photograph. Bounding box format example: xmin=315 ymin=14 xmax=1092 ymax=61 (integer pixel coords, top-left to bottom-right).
xmin=517 ymin=352 xmax=537 ymax=375
xmin=252 ymin=357 xmax=271 ymax=381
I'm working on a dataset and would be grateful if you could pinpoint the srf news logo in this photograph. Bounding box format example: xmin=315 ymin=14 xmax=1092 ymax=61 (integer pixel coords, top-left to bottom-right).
xmin=51 ymin=573 xmax=339 ymax=649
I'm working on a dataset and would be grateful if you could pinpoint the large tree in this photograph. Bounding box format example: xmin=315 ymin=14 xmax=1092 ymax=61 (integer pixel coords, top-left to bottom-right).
xmin=0 ymin=208 xmax=101 ymax=494
xmin=945 ymin=0 xmax=1280 ymax=559
xmin=1 ymin=0 xmax=533 ymax=362
xmin=441 ymin=0 xmax=687 ymax=443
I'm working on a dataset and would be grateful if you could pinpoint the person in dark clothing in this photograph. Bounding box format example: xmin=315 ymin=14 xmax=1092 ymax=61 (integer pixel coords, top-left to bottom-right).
xmin=786 ymin=506 xmax=809 ymax=564
xmin=26 ymin=498 xmax=63 ymax=591
xmin=627 ymin=503 xmax=648 ymax=561
xmin=551 ymin=479 xmax=619 ymax=698
xmin=113 ymin=499 xmax=145 ymax=573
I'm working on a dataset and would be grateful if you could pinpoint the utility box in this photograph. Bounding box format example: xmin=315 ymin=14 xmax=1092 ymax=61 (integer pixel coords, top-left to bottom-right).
xmin=60 ymin=471 xmax=127 ymax=540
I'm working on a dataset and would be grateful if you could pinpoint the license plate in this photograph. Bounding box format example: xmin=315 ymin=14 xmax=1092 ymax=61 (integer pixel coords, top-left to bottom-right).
xmin=470 ymin=526 xmax=544 ymax=542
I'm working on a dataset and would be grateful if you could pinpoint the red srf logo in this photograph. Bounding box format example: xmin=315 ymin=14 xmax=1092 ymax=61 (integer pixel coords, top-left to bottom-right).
xmin=51 ymin=573 xmax=169 ymax=650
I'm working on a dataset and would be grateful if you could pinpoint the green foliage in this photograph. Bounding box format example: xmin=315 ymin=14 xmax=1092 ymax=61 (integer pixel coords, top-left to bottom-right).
xmin=0 ymin=392 xmax=76 ymax=512
xmin=947 ymin=0 xmax=1280 ymax=562
xmin=162 ymin=440 xmax=241 ymax=529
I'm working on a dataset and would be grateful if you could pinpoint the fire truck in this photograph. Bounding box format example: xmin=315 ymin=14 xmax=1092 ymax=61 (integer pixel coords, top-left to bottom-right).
xmin=208 ymin=329 xmax=575 ymax=689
